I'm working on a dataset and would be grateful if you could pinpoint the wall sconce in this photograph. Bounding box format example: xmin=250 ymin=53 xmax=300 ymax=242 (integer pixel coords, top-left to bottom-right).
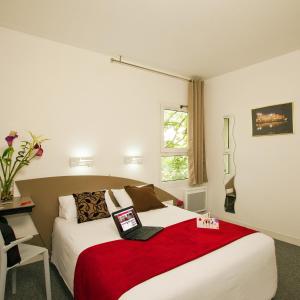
xmin=69 ymin=157 xmax=94 ymax=167
xmin=124 ymin=156 xmax=143 ymax=165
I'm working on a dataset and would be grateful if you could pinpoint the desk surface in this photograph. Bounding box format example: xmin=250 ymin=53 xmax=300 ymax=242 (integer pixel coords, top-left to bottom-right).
xmin=0 ymin=197 xmax=35 ymax=216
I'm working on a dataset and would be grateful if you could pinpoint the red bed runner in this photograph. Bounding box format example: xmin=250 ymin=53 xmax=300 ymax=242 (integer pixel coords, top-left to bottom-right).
xmin=74 ymin=218 xmax=255 ymax=300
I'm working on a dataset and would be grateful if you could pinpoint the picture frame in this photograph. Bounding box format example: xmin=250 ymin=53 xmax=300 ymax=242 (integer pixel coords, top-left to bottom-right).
xmin=252 ymin=102 xmax=293 ymax=136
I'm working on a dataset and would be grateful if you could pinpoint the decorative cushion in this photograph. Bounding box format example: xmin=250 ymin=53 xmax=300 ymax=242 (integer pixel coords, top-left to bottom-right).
xmin=124 ymin=184 xmax=166 ymax=212
xmin=73 ymin=191 xmax=111 ymax=223
xmin=59 ymin=190 xmax=117 ymax=222
xmin=111 ymin=184 xmax=150 ymax=208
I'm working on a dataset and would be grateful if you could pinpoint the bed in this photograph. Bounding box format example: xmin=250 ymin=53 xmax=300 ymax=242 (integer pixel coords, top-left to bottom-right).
xmin=16 ymin=176 xmax=277 ymax=300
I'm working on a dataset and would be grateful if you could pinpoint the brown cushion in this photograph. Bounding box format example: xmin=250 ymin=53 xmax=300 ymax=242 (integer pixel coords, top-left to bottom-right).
xmin=73 ymin=190 xmax=111 ymax=223
xmin=124 ymin=184 xmax=166 ymax=212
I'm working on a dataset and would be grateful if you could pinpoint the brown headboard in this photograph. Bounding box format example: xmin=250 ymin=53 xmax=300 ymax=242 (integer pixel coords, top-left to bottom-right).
xmin=16 ymin=176 xmax=176 ymax=251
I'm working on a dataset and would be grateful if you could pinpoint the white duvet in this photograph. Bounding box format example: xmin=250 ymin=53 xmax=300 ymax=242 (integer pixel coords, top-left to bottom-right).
xmin=51 ymin=205 xmax=277 ymax=300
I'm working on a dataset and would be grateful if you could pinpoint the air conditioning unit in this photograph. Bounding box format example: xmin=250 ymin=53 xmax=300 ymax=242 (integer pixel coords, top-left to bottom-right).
xmin=184 ymin=186 xmax=207 ymax=212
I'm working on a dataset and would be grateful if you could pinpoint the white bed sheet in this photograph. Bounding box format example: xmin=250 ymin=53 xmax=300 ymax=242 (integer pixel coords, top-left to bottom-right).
xmin=51 ymin=205 xmax=277 ymax=300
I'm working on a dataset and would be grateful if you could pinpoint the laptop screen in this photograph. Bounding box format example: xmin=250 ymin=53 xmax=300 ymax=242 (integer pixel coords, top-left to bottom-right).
xmin=113 ymin=207 xmax=141 ymax=234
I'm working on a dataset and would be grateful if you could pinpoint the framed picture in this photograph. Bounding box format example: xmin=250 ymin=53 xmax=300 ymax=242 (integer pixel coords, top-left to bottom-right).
xmin=252 ymin=102 xmax=293 ymax=136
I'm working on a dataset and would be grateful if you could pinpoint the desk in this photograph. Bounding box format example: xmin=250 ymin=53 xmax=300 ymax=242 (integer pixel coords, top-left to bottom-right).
xmin=0 ymin=197 xmax=35 ymax=216
xmin=0 ymin=197 xmax=37 ymax=238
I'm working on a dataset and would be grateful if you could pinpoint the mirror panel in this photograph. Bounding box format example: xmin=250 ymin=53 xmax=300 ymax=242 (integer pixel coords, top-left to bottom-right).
xmin=223 ymin=154 xmax=230 ymax=175
xmin=223 ymin=116 xmax=236 ymax=213
xmin=223 ymin=117 xmax=230 ymax=149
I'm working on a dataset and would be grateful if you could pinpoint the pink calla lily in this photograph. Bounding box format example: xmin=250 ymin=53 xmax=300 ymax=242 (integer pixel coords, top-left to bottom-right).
xmin=35 ymin=146 xmax=43 ymax=157
xmin=5 ymin=131 xmax=18 ymax=146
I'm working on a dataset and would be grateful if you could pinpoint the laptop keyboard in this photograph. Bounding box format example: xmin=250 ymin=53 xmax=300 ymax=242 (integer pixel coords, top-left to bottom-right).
xmin=126 ymin=227 xmax=161 ymax=240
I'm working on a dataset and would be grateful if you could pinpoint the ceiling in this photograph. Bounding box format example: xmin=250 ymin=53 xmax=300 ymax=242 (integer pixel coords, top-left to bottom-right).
xmin=0 ymin=0 xmax=299 ymax=78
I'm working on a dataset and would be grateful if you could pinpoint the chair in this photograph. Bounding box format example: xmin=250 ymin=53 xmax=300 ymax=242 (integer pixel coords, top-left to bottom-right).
xmin=0 ymin=233 xmax=51 ymax=300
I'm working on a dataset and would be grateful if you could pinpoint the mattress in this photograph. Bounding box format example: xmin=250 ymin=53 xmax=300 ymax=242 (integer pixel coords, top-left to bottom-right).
xmin=51 ymin=205 xmax=277 ymax=300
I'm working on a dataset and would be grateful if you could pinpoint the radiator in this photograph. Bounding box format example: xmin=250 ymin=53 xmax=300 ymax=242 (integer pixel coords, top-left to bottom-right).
xmin=184 ymin=187 xmax=207 ymax=212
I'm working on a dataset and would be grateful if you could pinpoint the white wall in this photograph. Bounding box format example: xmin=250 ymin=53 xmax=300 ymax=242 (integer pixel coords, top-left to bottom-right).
xmin=0 ymin=27 xmax=188 ymax=198
xmin=205 ymin=50 xmax=300 ymax=245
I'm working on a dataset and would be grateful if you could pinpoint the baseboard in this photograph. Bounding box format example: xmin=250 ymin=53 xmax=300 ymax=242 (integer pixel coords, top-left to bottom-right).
xmin=214 ymin=214 xmax=300 ymax=247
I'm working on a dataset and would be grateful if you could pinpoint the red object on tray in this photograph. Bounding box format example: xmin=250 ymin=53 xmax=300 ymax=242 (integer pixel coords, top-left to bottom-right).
xmin=20 ymin=201 xmax=32 ymax=206
xmin=74 ymin=218 xmax=256 ymax=300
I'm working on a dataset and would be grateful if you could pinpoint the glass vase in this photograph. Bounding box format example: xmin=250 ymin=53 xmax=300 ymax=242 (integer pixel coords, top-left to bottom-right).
xmin=0 ymin=180 xmax=14 ymax=203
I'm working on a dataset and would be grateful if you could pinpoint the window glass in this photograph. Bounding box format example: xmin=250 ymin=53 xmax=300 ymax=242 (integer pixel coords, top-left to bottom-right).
xmin=163 ymin=109 xmax=188 ymax=149
xmin=161 ymin=155 xmax=188 ymax=182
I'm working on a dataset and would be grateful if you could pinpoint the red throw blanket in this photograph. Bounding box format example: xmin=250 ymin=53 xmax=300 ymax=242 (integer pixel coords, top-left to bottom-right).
xmin=74 ymin=218 xmax=255 ymax=300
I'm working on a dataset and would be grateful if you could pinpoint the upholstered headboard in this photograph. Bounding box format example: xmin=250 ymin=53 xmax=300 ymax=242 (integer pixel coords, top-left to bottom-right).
xmin=16 ymin=176 xmax=176 ymax=251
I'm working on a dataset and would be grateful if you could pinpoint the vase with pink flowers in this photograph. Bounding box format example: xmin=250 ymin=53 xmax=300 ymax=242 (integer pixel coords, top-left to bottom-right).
xmin=0 ymin=131 xmax=47 ymax=203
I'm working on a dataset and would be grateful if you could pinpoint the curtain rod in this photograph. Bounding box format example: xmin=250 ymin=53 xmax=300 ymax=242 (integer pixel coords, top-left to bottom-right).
xmin=111 ymin=56 xmax=192 ymax=82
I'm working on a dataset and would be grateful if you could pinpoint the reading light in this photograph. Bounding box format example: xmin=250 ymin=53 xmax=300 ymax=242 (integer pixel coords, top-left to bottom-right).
xmin=124 ymin=156 xmax=143 ymax=165
xmin=69 ymin=157 xmax=94 ymax=167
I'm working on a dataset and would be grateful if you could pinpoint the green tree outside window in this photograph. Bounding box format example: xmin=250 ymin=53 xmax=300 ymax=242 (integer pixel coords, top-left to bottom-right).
xmin=161 ymin=109 xmax=188 ymax=181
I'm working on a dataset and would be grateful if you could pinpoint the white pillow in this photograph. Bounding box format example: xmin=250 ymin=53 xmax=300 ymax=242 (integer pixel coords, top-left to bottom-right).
xmin=111 ymin=188 xmax=133 ymax=208
xmin=104 ymin=190 xmax=120 ymax=213
xmin=58 ymin=195 xmax=77 ymax=222
xmin=58 ymin=190 xmax=118 ymax=221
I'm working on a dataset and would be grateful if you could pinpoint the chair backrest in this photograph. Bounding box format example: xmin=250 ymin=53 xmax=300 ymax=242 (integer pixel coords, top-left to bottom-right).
xmin=0 ymin=229 xmax=7 ymax=272
xmin=0 ymin=223 xmax=23 ymax=269
xmin=0 ymin=226 xmax=6 ymax=248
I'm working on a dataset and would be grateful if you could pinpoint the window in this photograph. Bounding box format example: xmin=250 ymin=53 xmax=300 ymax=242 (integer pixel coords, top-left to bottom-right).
xmin=161 ymin=108 xmax=188 ymax=182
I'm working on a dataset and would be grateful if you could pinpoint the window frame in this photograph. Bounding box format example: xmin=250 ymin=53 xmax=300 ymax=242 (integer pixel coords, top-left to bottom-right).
xmin=160 ymin=105 xmax=188 ymax=182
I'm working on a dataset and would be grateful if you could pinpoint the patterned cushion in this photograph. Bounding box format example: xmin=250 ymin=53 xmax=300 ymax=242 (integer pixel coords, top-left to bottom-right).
xmin=73 ymin=191 xmax=111 ymax=223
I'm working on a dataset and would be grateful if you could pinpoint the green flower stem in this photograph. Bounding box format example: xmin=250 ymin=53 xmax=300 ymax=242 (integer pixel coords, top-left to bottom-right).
xmin=8 ymin=148 xmax=14 ymax=175
xmin=0 ymin=158 xmax=6 ymax=182
xmin=7 ymin=147 xmax=35 ymax=184
xmin=7 ymin=160 xmax=17 ymax=182
xmin=1 ymin=147 xmax=13 ymax=183
xmin=4 ymin=155 xmax=9 ymax=180
xmin=6 ymin=148 xmax=30 ymax=183
xmin=8 ymin=142 xmax=33 ymax=177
